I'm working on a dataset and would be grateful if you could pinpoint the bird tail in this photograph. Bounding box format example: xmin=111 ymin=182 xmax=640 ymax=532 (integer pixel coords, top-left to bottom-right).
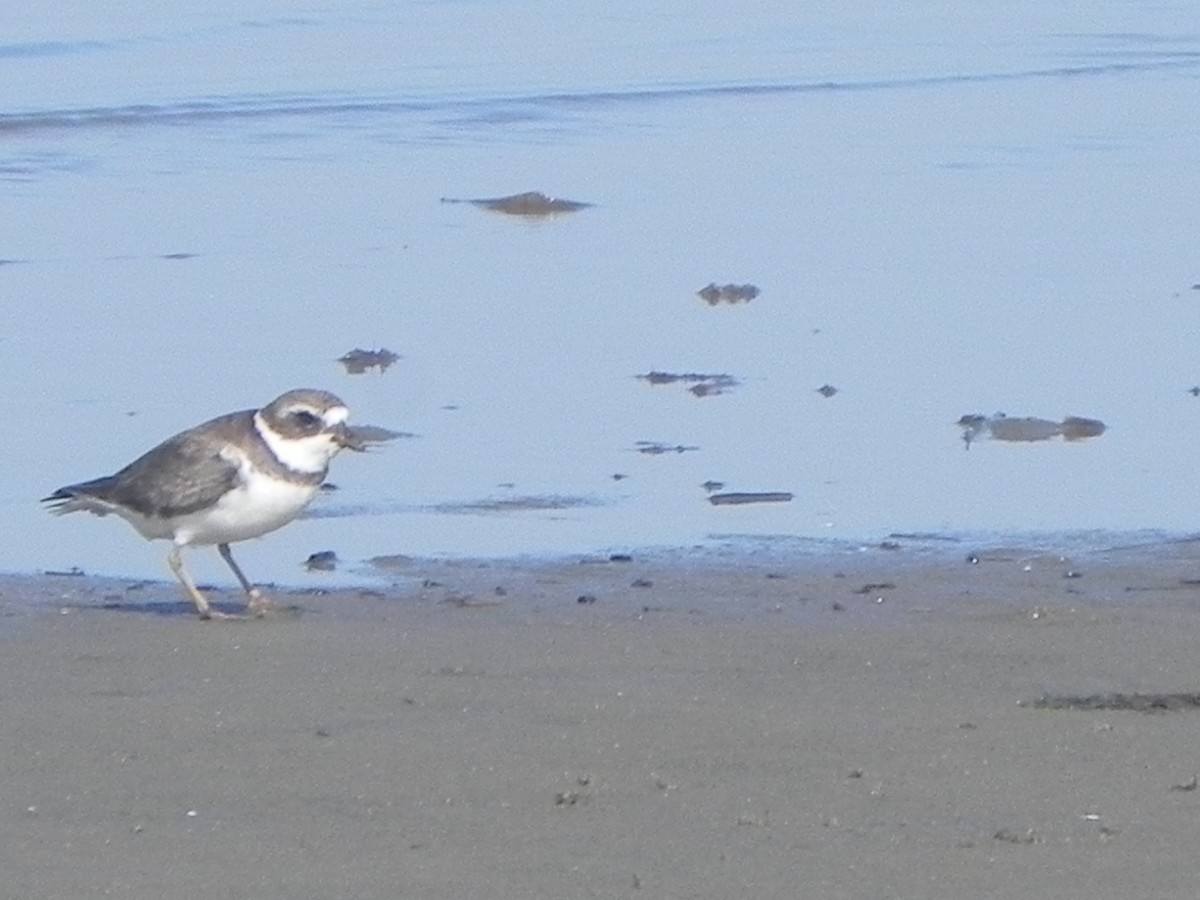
xmin=42 ymin=476 xmax=122 ymax=516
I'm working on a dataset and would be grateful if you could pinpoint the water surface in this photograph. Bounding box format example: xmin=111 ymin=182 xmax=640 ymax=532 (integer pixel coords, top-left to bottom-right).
xmin=3 ymin=2 xmax=1200 ymax=586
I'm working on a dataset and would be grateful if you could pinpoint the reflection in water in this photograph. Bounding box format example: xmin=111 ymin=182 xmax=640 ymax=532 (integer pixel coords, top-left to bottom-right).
xmin=433 ymin=495 xmax=601 ymax=514
xmin=342 ymin=424 xmax=411 ymax=447
xmin=338 ymin=348 xmax=400 ymax=374
xmin=957 ymin=413 xmax=1107 ymax=449
xmin=696 ymin=282 xmax=759 ymax=305
xmin=637 ymin=371 xmax=739 ymax=397
xmin=440 ymin=191 xmax=591 ymax=217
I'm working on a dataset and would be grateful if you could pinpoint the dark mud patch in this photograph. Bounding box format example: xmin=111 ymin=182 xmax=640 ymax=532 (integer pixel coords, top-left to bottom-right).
xmin=635 ymin=441 xmax=699 ymax=455
xmin=338 ymin=348 xmax=401 ymax=374
xmin=303 ymin=550 xmax=338 ymax=572
xmin=708 ymin=492 xmax=794 ymax=506
xmin=1059 ymin=416 xmax=1107 ymax=440
xmin=852 ymin=581 xmax=896 ymax=595
xmin=637 ymin=370 xmax=739 ymax=397
xmin=1028 ymin=692 xmax=1200 ymax=712
xmin=957 ymin=413 xmax=1106 ymax=448
xmin=441 ymin=191 xmax=592 ymax=217
xmin=696 ymin=282 xmax=759 ymax=306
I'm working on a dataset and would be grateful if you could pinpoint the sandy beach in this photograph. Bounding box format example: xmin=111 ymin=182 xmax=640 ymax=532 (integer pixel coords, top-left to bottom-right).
xmin=5 ymin=539 xmax=1200 ymax=899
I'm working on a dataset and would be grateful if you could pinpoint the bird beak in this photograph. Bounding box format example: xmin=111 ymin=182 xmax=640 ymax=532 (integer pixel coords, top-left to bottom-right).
xmin=333 ymin=423 xmax=368 ymax=452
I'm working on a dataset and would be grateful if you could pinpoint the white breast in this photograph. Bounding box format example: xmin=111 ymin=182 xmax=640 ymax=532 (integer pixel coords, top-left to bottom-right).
xmin=169 ymin=448 xmax=321 ymax=546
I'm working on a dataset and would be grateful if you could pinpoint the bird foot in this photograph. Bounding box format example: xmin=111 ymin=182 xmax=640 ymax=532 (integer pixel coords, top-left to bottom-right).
xmin=201 ymin=608 xmax=251 ymax=622
xmin=246 ymin=592 xmax=300 ymax=619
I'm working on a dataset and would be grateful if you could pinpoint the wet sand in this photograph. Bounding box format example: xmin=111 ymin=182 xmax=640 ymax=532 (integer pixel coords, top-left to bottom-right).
xmin=5 ymin=540 xmax=1200 ymax=898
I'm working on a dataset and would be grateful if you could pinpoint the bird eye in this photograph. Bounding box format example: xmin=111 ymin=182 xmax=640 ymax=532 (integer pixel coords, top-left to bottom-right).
xmin=292 ymin=409 xmax=321 ymax=428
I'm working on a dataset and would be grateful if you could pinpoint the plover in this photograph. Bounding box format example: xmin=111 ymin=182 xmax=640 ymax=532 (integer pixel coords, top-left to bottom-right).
xmin=43 ymin=389 xmax=365 ymax=620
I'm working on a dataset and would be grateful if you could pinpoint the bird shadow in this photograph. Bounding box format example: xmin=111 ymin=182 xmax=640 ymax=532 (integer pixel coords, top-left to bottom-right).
xmin=86 ymin=592 xmax=305 ymax=620
xmin=94 ymin=599 xmax=216 ymax=617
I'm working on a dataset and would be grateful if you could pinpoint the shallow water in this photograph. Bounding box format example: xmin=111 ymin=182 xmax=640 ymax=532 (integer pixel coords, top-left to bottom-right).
xmin=3 ymin=3 xmax=1200 ymax=586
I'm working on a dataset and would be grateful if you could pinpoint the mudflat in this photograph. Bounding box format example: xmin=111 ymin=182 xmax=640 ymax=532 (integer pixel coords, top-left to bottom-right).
xmin=4 ymin=540 xmax=1200 ymax=899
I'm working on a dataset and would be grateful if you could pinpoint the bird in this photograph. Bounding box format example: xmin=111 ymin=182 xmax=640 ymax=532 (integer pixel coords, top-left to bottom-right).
xmin=43 ymin=388 xmax=366 ymax=620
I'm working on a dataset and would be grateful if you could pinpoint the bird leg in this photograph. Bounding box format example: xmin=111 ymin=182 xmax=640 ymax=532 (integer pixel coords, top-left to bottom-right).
xmin=167 ymin=545 xmax=235 ymax=620
xmin=217 ymin=543 xmax=274 ymax=616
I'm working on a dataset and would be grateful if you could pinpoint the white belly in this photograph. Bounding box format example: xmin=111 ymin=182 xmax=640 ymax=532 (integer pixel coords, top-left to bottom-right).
xmin=167 ymin=473 xmax=319 ymax=546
